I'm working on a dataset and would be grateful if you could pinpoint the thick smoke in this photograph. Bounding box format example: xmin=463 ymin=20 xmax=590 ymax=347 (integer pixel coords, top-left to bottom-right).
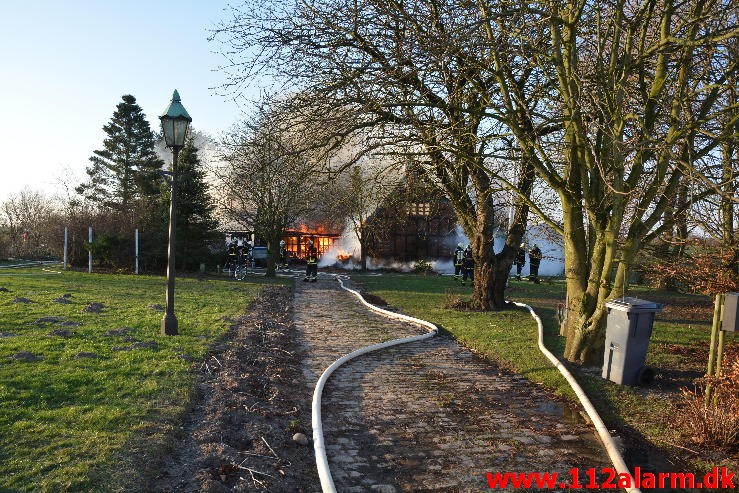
xmin=317 ymin=223 xmax=564 ymax=276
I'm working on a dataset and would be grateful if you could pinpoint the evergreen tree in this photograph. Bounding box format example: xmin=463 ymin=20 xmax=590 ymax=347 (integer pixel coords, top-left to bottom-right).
xmin=77 ymin=95 xmax=164 ymax=212
xmin=170 ymin=136 xmax=220 ymax=271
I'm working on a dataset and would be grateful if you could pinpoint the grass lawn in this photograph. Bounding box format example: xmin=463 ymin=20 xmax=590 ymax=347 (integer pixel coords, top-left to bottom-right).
xmin=0 ymin=266 xmax=282 ymax=492
xmin=356 ymin=273 xmax=737 ymax=474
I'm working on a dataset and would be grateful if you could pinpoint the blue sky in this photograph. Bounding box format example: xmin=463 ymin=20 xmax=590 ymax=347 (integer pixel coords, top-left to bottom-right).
xmin=0 ymin=1 xmax=258 ymax=202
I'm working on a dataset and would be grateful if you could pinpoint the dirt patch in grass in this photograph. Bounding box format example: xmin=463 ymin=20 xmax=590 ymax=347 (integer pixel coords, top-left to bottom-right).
xmin=144 ymin=285 xmax=317 ymax=492
xmin=359 ymin=291 xmax=389 ymax=306
xmin=82 ymin=302 xmax=105 ymax=313
xmin=9 ymin=352 xmax=42 ymax=362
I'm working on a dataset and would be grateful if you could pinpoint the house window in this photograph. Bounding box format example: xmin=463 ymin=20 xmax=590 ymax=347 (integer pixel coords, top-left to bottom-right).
xmin=408 ymin=202 xmax=431 ymax=216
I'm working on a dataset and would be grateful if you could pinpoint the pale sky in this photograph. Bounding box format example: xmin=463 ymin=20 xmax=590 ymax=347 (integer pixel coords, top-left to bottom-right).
xmin=0 ymin=1 xmax=258 ymax=203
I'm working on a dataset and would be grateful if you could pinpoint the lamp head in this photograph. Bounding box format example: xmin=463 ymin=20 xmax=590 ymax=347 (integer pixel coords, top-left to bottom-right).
xmin=160 ymin=90 xmax=192 ymax=148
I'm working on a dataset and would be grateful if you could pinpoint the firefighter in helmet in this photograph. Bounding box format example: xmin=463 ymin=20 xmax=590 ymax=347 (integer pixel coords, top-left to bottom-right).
xmin=529 ymin=243 xmax=542 ymax=284
xmin=304 ymin=237 xmax=319 ymax=282
xmin=224 ymin=239 xmax=239 ymax=272
xmin=514 ymin=243 xmax=526 ymax=281
xmin=461 ymin=244 xmax=475 ymax=286
xmin=453 ymin=242 xmax=465 ymax=281
xmin=279 ymin=240 xmax=287 ymax=269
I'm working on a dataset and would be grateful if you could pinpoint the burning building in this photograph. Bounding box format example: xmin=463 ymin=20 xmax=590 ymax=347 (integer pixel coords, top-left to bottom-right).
xmin=280 ymin=224 xmax=342 ymax=260
xmin=224 ymin=223 xmax=342 ymax=263
xmin=361 ymin=170 xmax=458 ymax=262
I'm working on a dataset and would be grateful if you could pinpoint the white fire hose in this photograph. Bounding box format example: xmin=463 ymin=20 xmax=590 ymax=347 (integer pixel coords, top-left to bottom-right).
xmin=311 ymin=275 xmax=639 ymax=493
xmin=311 ymin=276 xmax=438 ymax=493
xmin=511 ymin=301 xmax=640 ymax=493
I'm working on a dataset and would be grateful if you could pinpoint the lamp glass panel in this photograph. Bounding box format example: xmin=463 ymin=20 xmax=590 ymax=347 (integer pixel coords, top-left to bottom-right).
xmin=173 ymin=118 xmax=189 ymax=147
xmin=161 ymin=119 xmax=176 ymax=147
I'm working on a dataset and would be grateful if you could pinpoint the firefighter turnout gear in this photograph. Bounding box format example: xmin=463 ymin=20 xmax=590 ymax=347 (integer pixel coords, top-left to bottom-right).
xmin=529 ymin=244 xmax=542 ymax=283
xmin=279 ymin=240 xmax=287 ymax=268
xmin=453 ymin=243 xmax=465 ymax=280
xmin=461 ymin=245 xmax=474 ymax=286
xmin=225 ymin=241 xmax=239 ymax=271
xmin=514 ymin=244 xmax=526 ymax=280
xmin=304 ymin=239 xmax=318 ymax=282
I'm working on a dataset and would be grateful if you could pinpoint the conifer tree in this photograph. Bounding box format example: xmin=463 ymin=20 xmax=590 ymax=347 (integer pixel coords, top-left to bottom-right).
xmin=77 ymin=95 xmax=164 ymax=212
xmin=171 ymin=136 xmax=219 ymax=271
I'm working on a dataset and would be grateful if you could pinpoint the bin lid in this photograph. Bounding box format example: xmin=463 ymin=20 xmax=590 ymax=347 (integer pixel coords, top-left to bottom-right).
xmin=605 ymin=297 xmax=663 ymax=312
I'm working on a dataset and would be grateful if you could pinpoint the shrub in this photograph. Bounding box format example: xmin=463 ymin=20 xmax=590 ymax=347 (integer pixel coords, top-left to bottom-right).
xmin=677 ymin=350 xmax=739 ymax=450
xmin=412 ymin=259 xmax=433 ymax=275
xmin=645 ymin=239 xmax=739 ymax=295
xmin=443 ymin=288 xmax=474 ymax=310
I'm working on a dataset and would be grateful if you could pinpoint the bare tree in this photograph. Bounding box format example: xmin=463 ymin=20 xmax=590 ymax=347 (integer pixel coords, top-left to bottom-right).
xmin=1 ymin=189 xmax=58 ymax=259
xmin=212 ymin=0 xmax=536 ymax=309
xmin=213 ymin=0 xmax=737 ymax=361
xmin=215 ymin=101 xmax=323 ymax=276
xmin=324 ymin=154 xmax=407 ymax=270
xmin=479 ymin=0 xmax=739 ymax=362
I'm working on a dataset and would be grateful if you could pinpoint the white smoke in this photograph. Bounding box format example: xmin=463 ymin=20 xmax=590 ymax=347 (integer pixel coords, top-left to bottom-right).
xmin=502 ymin=224 xmax=565 ymax=277
xmin=317 ymin=224 xmax=361 ymax=268
xmin=317 ymin=223 xmax=564 ymax=276
xmin=318 ymin=224 xmax=458 ymax=274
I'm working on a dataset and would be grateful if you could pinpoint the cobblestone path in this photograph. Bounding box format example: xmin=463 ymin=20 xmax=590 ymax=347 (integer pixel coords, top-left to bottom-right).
xmin=295 ymin=276 xmax=610 ymax=492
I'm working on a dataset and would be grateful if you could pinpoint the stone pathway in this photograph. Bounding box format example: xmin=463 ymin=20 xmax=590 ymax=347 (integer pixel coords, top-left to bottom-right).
xmin=295 ymin=275 xmax=610 ymax=492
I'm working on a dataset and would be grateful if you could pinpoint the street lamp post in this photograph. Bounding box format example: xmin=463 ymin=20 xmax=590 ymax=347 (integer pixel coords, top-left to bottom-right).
xmin=159 ymin=89 xmax=192 ymax=335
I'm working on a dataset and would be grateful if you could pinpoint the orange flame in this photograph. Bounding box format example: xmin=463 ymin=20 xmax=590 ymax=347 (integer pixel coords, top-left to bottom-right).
xmin=336 ymin=252 xmax=354 ymax=263
xmin=291 ymin=223 xmax=330 ymax=234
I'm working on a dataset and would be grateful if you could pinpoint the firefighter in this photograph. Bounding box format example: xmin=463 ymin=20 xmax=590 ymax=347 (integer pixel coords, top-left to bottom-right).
xmin=304 ymin=237 xmax=319 ymax=282
xmin=529 ymin=243 xmax=542 ymax=283
xmin=224 ymin=239 xmax=239 ymax=272
xmin=453 ymin=243 xmax=465 ymax=281
xmin=279 ymin=240 xmax=287 ymax=269
xmin=461 ymin=244 xmax=474 ymax=286
xmin=514 ymin=243 xmax=526 ymax=281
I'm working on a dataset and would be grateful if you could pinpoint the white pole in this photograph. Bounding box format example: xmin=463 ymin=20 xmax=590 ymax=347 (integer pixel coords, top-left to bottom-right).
xmin=508 ymin=190 xmax=515 ymax=231
xmin=63 ymin=227 xmax=68 ymax=270
xmin=88 ymin=227 xmax=92 ymax=274
xmin=135 ymin=228 xmax=139 ymax=274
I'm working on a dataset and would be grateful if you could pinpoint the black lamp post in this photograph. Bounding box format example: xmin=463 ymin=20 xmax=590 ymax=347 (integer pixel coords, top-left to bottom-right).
xmin=159 ymin=89 xmax=192 ymax=335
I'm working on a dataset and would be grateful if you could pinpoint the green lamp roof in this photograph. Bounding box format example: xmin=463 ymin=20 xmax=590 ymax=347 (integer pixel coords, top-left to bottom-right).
xmin=160 ymin=90 xmax=192 ymax=121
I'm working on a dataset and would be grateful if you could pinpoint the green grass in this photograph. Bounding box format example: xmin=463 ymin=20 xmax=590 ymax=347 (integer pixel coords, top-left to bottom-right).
xmin=0 ymin=267 xmax=283 ymax=492
xmin=357 ymin=274 xmax=576 ymax=397
xmin=356 ymin=274 xmax=727 ymax=468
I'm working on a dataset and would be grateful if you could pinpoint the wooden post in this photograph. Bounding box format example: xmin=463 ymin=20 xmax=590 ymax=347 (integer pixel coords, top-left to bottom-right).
xmin=707 ymin=294 xmax=723 ymax=376
xmin=716 ymin=326 xmax=726 ymax=377
xmin=63 ymin=227 xmax=68 ymax=270
xmin=706 ymin=294 xmax=725 ymax=403
xmin=135 ymin=229 xmax=139 ymax=275
xmin=88 ymin=227 xmax=93 ymax=274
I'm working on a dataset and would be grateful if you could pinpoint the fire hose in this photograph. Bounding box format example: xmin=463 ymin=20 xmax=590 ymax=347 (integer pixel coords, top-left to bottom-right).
xmin=311 ymin=275 xmax=640 ymax=493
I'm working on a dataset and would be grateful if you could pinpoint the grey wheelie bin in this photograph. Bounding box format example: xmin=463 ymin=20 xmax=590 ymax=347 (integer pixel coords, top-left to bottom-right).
xmin=602 ymin=297 xmax=663 ymax=386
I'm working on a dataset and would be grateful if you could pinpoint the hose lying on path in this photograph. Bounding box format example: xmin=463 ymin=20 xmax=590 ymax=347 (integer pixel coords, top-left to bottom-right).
xmin=311 ymin=274 xmax=640 ymax=493
xmin=311 ymin=275 xmax=438 ymax=493
xmin=511 ymin=301 xmax=641 ymax=493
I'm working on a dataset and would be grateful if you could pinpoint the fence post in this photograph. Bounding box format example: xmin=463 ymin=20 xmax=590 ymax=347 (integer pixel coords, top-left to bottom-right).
xmin=135 ymin=228 xmax=139 ymax=274
xmin=88 ymin=227 xmax=93 ymax=274
xmin=705 ymin=294 xmax=725 ymax=403
xmin=63 ymin=227 xmax=68 ymax=270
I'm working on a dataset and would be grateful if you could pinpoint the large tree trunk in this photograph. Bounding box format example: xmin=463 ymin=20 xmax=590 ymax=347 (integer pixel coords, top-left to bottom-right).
xmin=264 ymin=230 xmax=281 ymax=277
xmin=359 ymin=236 xmax=368 ymax=271
xmin=471 ymin=217 xmax=498 ymax=310
xmin=469 ymin=153 xmax=534 ymax=310
xmin=469 ymin=165 xmax=501 ymax=310
xmin=562 ymin=203 xmax=635 ymax=364
xmin=360 ymin=248 xmax=368 ymax=271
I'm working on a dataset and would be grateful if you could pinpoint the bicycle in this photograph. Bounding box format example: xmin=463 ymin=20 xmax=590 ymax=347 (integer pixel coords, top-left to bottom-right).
xmin=234 ymin=254 xmax=254 ymax=280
